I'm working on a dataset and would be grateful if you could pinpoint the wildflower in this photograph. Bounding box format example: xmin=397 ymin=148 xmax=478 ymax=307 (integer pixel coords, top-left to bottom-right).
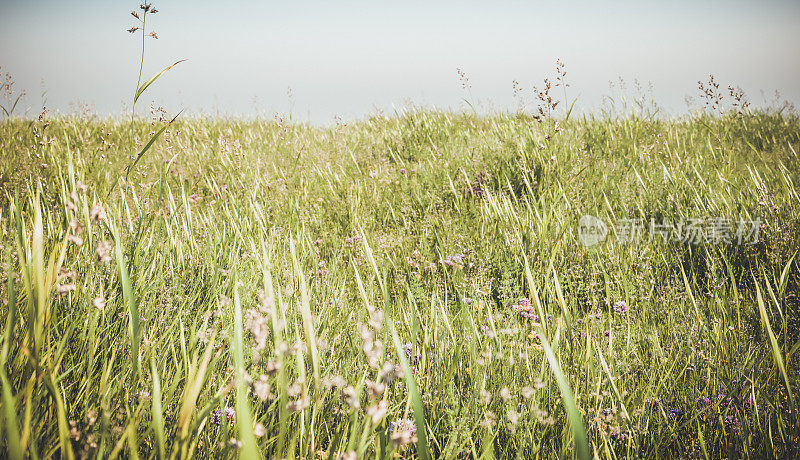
xmin=481 ymin=410 xmax=497 ymax=428
xmin=366 ymin=379 xmax=385 ymax=399
xmin=533 ymin=407 xmax=555 ymax=425
xmin=343 ymin=386 xmax=360 ymax=410
xmin=402 ymin=343 xmax=421 ymax=364
xmin=399 ymin=168 xmax=407 ymax=174
xmin=67 ymin=234 xmax=83 ymax=246
xmin=724 ymin=415 xmax=741 ymax=433
xmin=336 ymin=451 xmax=357 ymax=460
xmin=389 ymin=418 xmax=418 ymax=447
xmin=744 ymin=395 xmax=758 ymax=415
xmin=614 ymin=300 xmax=628 ymax=314
xmin=287 ymin=396 xmax=309 ymax=412
xmin=645 ymin=397 xmax=661 ymax=410
xmin=253 ymin=422 xmax=266 ymax=438
xmin=89 ymin=204 xmax=106 ymax=223
xmin=716 ymin=394 xmax=732 ymax=411
xmin=379 ymin=362 xmax=400 ymax=382
xmin=254 ymin=375 xmax=271 ymax=401
xmin=366 ymin=400 xmax=388 ymax=424
xmin=480 ymin=389 xmax=492 ymax=405
xmin=57 ymin=283 xmax=77 ymax=295
xmin=95 ymin=241 xmax=112 ymax=263
xmin=668 ymin=408 xmax=684 ymax=422
xmin=69 ymin=420 xmax=81 ymax=441
xmin=129 ymin=391 xmax=150 ymax=403
xmin=264 ymin=360 xmax=280 ymax=375
xmin=441 ymin=254 xmax=463 ymax=267
xmin=211 ymin=407 xmax=235 ymax=426
xmin=507 ymin=409 xmax=520 ymax=431
xmin=521 ymin=386 xmax=535 ymax=399
xmin=610 ymin=429 xmax=627 ymax=443
xmin=512 ymin=297 xmax=540 ymax=322
xmin=93 ymin=296 xmax=106 ymax=310
xmin=695 ymin=396 xmax=711 ymax=416
xmin=287 ymin=383 xmax=302 ymax=397
xmin=323 ymin=375 xmax=347 ymax=389
xmin=245 ymin=309 xmax=269 ymax=350
xmin=500 ymin=387 xmax=512 ymax=402
xmin=227 ymin=438 xmax=242 ymax=450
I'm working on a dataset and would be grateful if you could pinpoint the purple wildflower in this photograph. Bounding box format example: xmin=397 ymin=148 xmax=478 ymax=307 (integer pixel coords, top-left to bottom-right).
xmin=614 ymin=301 xmax=628 ymax=314
xmin=512 ymin=298 xmax=540 ymax=322
xmin=724 ymin=415 xmax=741 ymax=433
xmin=402 ymin=343 xmax=421 ymax=364
xmin=211 ymin=407 xmax=235 ymax=426
xmin=744 ymin=395 xmax=758 ymax=415
xmin=610 ymin=430 xmax=627 ymax=443
xmin=716 ymin=394 xmax=732 ymax=411
xmin=645 ymin=398 xmax=661 ymax=410
xmin=389 ymin=418 xmax=417 ymax=435
xmin=668 ymin=408 xmax=684 ymax=422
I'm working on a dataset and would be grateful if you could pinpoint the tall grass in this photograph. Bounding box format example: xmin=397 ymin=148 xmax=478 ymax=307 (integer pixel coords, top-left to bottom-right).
xmin=0 ymin=5 xmax=798 ymax=456
xmin=0 ymin=105 xmax=798 ymax=458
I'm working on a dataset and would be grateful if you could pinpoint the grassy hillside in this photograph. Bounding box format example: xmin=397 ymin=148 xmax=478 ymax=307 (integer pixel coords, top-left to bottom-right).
xmin=1 ymin=109 xmax=799 ymax=458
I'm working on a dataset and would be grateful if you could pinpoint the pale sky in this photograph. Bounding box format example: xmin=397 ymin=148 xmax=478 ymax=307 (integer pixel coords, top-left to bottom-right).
xmin=1 ymin=0 xmax=799 ymax=124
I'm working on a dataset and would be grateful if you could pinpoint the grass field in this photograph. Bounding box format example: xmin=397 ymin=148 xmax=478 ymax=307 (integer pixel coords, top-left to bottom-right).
xmin=0 ymin=103 xmax=799 ymax=459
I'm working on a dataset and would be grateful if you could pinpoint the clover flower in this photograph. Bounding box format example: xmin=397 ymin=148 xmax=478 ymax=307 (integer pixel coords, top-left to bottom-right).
xmin=512 ymin=297 xmax=539 ymax=322
xmin=389 ymin=418 xmax=418 ymax=447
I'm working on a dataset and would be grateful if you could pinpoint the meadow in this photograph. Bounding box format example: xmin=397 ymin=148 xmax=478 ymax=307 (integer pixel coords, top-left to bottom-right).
xmin=0 ymin=96 xmax=799 ymax=459
xmin=1 ymin=6 xmax=800 ymax=454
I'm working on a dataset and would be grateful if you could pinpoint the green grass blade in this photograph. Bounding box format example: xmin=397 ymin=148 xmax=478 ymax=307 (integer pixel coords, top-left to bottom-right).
xmin=390 ymin=322 xmax=430 ymax=460
xmin=233 ymin=284 xmax=261 ymax=459
xmin=539 ymin=331 xmax=589 ymax=460
xmin=754 ymin=275 xmax=794 ymax=405
xmin=134 ymin=60 xmax=186 ymax=103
